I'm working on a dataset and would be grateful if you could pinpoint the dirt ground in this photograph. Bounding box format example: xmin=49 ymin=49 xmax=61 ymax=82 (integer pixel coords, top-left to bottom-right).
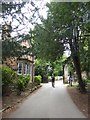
xmin=67 ymin=86 xmax=89 ymax=118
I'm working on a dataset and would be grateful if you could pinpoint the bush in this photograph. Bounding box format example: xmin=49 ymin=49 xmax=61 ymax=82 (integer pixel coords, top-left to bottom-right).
xmin=76 ymin=79 xmax=90 ymax=91
xmin=24 ymin=75 xmax=30 ymax=87
xmin=2 ymin=66 xmax=16 ymax=86
xmin=34 ymin=75 xmax=42 ymax=85
xmin=1 ymin=66 xmax=16 ymax=95
xmin=85 ymin=79 xmax=90 ymax=83
xmin=83 ymin=79 xmax=90 ymax=87
xmin=17 ymin=75 xmax=25 ymax=92
xmin=17 ymin=75 xmax=30 ymax=95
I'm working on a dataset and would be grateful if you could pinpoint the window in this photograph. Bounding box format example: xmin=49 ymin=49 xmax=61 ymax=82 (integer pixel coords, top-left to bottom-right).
xmin=24 ymin=64 xmax=27 ymax=75
xmin=24 ymin=64 xmax=29 ymax=75
xmin=17 ymin=63 xmax=22 ymax=74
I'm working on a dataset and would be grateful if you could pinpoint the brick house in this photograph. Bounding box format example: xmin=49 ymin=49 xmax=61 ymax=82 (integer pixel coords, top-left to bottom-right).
xmin=17 ymin=40 xmax=35 ymax=82
xmin=3 ymin=43 xmax=35 ymax=82
xmin=2 ymin=22 xmax=35 ymax=82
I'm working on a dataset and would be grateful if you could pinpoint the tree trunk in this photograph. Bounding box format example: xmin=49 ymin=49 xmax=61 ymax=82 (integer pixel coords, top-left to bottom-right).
xmin=69 ymin=36 xmax=86 ymax=93
xmin=72 ymin=55 xmax=86 ymax=92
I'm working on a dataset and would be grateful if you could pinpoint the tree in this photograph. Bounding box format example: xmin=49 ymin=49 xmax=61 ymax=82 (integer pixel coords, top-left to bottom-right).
xmin=35 ymin=58 xmax=52 ymax=83
xmin=32 ymin=2 xmax=90 ymax=92
xmin=32 ymin=22 xmax=64 ymax=62
xmin=1 ymin=0 xmax=45 ymax=61
xmin=2 ymin=1 xmax=41 ymax=36
xmin=79 ymin=34 xmax=90 ymax=79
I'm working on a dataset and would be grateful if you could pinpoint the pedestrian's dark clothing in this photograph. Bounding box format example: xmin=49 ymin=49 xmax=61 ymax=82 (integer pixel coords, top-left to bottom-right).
xmin=51 ymin=75 xmax=55 ymax=87
xmin=69 ymin=72 xmax=73 ymax=86
xmin=52 ymin=76 xmax=55 ymax=82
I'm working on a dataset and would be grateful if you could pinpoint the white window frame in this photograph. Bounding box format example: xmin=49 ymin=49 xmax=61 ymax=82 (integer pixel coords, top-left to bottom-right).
xmin=24 ymin=64 xmax=27 ymax=75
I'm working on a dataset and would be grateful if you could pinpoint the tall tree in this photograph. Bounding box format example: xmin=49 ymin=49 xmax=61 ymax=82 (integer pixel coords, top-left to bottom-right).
xmin=32 ymin=22 xmax=64 ymax=61
xmin=32 ymin=2 xmax=90 ymax=92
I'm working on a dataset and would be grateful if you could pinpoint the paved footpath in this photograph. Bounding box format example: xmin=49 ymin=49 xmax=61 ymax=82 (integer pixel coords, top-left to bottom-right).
xmin=8 ymin=81 xmax=86 ymax=118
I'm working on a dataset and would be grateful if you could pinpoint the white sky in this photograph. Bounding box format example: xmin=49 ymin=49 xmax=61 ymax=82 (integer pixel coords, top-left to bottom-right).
xmin=2 ymin=0 xmax=51 ymax=37
xmin=1 ymin=0 xmax=71 ymax=57
xmin=0 ymin=0 xmax=51 ymax=38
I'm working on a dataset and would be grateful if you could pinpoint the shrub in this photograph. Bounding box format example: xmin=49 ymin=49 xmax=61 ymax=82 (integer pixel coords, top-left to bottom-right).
xmin=85 ymin=79 xmax=90 ymax=83
xmin=83 ymin=79 xmax=90 ymax=87
xmin=24 ymin=75 xmax=30 ymax=87
xmin=76 ymin=79 xmax=90 ymax=92
xmin=2 ymin=66 xmax=16 ymax=86
xmin=17 ymin=75 xmax=25 ymax=92
xmin=34 ymin=75 xmax=42 ymax=85
xmin=1 ymin=66 xmax=17 ymax=95
xmin=17 ymin=75 xmax=30 ymax=95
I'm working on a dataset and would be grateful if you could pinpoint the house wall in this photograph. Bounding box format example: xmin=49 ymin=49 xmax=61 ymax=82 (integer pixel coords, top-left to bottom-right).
xmin=3 ymin=56 xmax=35 ymax=83
xmin=4 ymin=57 xmax=18 ymax=70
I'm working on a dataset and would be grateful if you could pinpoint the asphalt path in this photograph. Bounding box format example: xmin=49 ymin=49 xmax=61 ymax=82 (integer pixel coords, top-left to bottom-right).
xmin=8 ymin=80 xmax=86 ymax=118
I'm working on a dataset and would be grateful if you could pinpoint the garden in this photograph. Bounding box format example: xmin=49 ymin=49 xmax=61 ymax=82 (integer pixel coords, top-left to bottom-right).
xmin=1 ymin=65 xmax=42 ymax=116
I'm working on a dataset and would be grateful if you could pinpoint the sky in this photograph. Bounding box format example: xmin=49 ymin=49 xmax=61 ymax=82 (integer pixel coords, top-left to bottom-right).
xmin=1 ymin=0 xmax=51 ymax=37
xmin=1 ymin=0 xmax=88 ymax=38
xmin=1 ymin=0 xmax=70 ymax=57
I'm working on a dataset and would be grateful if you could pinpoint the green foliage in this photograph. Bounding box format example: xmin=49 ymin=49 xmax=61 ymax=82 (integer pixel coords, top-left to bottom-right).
xmin=17 ymin=75 xmax=30 ymax=93
xmin=32 ymin=23 xmax=64 ymax=62
xmin=34 ymin=75 xmax=42 ymax=85
xmin=2 ymin=66 xmax=16 ymax=86
xmin=1 ymin=66 xmax=17 ymax=95
xmin=83 ymin=79 xmax=90 ymax=85
xmin=2 ymin=40 xmax=23 ymax=60
xmin=35 ymin=59 xmax=51 ymax=77
xmin=17 ymin=75 xmax=25 ymax=92
xmin=2 ymin=1 xmax=42 ymax=61
xmin=48 ymin=76 xmax=52 ymax=82
xmin=67 ymin=58 xmax=75 ymax=74
xmin=49 ymin=56 xmax=65 ymax=76
xmin=32 ymin=2 xmax=90 ymax=92
xmin=77 ymin=79 xmax=90 ymax=91
xmin=35 ymin=65 xmax=44 ymax=76
xmin=80 ymin=36 xmax=90 ymax=78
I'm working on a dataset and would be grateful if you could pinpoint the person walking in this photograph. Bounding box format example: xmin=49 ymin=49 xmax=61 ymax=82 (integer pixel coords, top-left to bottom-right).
xmin=51 ymin=74 xmax=55 ymax=88
xmin=69 ymin=72 xmax=73 ymax=86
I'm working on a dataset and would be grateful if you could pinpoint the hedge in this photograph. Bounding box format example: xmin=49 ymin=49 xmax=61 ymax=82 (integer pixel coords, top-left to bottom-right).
xmin=1 ymin=66 xmax=17 ymax=95
xmin=17 ymin=75 xmax=30 ymax=95
xmin=34 ymin=75 xmax=42 ymax=85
